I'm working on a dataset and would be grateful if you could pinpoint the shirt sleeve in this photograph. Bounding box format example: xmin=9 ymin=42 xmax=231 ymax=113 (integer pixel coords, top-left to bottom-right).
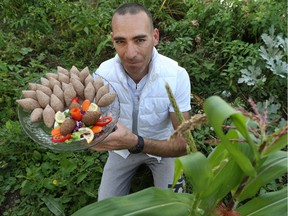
xmin=169 ymin=67 xmax=191 ymax=112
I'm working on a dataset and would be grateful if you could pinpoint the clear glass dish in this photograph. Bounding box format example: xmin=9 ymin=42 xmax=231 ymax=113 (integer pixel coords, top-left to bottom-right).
xmin=18 ymin=74 xmax=120 ymax=152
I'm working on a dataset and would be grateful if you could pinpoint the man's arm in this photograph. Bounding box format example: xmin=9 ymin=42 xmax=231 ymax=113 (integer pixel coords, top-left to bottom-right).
xmin=142 ymin=111 xmax=190 ymax=157
xmin=90 ymin=111 xmax=191 ymax=157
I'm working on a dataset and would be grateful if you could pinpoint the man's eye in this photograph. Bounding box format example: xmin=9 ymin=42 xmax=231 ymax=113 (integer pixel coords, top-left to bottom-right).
xmin=136 ymin=39 xmax=146 ymax=43
xmin=115 ymin=40 xmax=125 ymax=45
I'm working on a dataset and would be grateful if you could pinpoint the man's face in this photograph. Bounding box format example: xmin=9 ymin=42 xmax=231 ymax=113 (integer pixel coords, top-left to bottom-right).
xmin=111 ymin=11 xmax=159 ymax=82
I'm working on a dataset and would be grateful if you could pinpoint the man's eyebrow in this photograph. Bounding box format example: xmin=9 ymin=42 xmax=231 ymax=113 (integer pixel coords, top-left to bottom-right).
xmin=113 ymin=35 xmax=147 ymax=41
xmin=133 ymin=34 xmax=147 ymax=40
xmin=113 ymin=36 xmax=125 ymax=41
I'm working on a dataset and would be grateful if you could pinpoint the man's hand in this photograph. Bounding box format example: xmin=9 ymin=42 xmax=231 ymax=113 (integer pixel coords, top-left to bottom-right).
xmin=90 ymin=112 xmax=190 ymax=157
xmin=90 ymin=123 xmax=187 ymax=157
xmin=90 ymin=123 xmax=137 ymax=151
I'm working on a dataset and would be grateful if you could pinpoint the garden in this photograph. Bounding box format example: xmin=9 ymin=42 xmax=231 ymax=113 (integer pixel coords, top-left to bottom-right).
xmin=0 ymin=0 xmax=287 ymax=215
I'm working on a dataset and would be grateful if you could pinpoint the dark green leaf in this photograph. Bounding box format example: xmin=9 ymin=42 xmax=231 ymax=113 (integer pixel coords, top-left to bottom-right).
xmin=263 ymin=131 xmax=288 ymax=156
xmin=72 ymin=188 xmax=193 ymax=216
xmin=175 ymin=152 xmax=212 ymax=194
xmin=19 ymin=47 xmax=33 ymax=55
xmin=60 ymin=158 xmax=77 ymax=174
xmin=77 ymin=172 xmax=88 ymax=184
xmin=42 ymin=196 xmax=65 ymax=216
xmin=237 ymin=187 xmax=287 ymax=216
xmin=236 ymin=151 xmax=287 ymax=202
xmin=32 ymin=150 xmax=42 ymax=161
xmin=204 ymin=96 xmax=257 ymax=176
xmin=96 ymin=34 xmax=111 ymax=55
xmin=200 ymin=134 xmax=244 ymax=210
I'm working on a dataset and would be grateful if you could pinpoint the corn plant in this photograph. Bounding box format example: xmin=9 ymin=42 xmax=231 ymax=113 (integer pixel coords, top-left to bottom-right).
xmin=71 ymin=94 xmax=287 ymax=216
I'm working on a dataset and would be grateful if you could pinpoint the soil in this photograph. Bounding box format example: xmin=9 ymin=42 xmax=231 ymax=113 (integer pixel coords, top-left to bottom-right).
xmin=0 ymin=190 xmax=20 ymax=215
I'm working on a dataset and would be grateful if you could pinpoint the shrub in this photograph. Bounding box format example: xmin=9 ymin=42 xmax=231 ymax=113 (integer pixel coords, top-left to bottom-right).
xmin=0 ymin=0 xmax=286 ymax=214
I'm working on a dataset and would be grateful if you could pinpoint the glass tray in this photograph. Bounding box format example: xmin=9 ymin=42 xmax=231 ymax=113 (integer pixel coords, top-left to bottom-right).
xmin=18 ymin=74 xmax=120 ymax=152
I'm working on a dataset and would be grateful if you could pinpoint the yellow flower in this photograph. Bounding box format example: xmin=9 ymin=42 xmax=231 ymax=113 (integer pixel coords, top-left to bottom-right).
xmin=52 ymin=179 xmax=58 ymax=185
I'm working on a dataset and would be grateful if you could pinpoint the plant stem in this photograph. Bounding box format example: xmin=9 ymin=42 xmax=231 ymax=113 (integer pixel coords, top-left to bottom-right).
xmin=191 ymin=192 xmax=201 ymax=214
xmin=165 ymin=82 xmax=197 ymax=153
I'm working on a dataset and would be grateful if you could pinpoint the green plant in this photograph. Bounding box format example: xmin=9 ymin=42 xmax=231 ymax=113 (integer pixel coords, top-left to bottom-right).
xmin=0 ymin=136 xmax=108 ymax=215
xmin=156 ymin=0 xmax=287 ymax=113
xmin=238 ymin=26 xmax=288 ymax=88
xmin=0 ymin=0 xmax=286 ymax=214
xmin=71 ymin=95 xmax=287 ymax=215
xmin=237 ymin=26 xmax=287 ymax=115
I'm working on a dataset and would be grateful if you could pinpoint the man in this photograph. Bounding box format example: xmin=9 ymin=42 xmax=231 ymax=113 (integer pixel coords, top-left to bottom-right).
xmin=91 ymin=2 xmax=191 ymax=201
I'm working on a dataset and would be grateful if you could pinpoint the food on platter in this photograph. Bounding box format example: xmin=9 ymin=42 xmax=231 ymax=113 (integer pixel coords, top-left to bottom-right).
xmin=50 ymin=100 xmax=113 ymax=144
xmin=17 ymin=66 xmax=119 ymax=149
xmin=17 ymin=66 xmax=116 ymax=128
xmin=43 ymin=104 xmax=55 ymax=128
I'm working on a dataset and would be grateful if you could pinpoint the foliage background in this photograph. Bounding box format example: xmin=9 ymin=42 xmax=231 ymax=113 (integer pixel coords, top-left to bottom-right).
xmin=0 ymin=0 xmax=286 ymax=215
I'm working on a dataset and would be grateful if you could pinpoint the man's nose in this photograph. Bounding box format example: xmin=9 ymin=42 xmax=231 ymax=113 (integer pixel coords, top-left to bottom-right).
xmin=125 ymin=42 xmax=137 ymax=59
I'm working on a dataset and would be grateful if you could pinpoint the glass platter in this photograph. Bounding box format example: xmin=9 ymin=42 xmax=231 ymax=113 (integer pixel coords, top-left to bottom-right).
xmin=18 ymin=74 xmax=120 ymax=152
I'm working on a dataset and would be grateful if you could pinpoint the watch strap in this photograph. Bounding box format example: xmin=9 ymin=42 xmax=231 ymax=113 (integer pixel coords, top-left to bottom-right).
xmin=128 ymin=135 xmax=144 ymax=154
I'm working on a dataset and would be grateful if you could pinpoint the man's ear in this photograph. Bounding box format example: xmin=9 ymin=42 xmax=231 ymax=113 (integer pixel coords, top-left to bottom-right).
xmin=153 ymin=28 xmax=159 ymax=46
xmin=110 ymin=32 xmax=115 ymax=47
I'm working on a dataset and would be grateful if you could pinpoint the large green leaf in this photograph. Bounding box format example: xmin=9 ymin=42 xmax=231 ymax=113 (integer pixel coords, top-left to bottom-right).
xmin=206 ymin=143 xmax=229 ymax=168
xmin=199 ymin=133 xmax=244 ymax=211
xmin=237 ymin=187 xmax=287 ymax=216
xmin=205 ymin=131 xmax=247 ymax=194
xmin=174 ymin=152 xmax=212 ymax=194
xmin=72 ymin=188 xmax=193 ymax=216
xmin=208 ymin=129 xmax=254 ymax=168
xmin=262 ymin=131 xmax=288 ymax=156
xmin=200 ymin=157 xmax=243 ymax=212
xmin=235 ymin=151 xmax=287 ymax=202
xmin=203 ymin=96 xmax=257 ymax=177
xmin=41 ymin=196 xmax=65 ymax=216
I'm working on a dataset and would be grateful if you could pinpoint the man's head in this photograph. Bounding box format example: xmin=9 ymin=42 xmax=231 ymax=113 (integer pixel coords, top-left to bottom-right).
xmin=111 ymin=3 xmax=159 ymax=83
xmin=112 ymin=2 xmax=154 ymax=31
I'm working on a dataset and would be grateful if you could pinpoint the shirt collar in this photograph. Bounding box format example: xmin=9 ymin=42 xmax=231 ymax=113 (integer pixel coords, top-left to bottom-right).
xmin=127 ymin=73 xmax=148 ymax=90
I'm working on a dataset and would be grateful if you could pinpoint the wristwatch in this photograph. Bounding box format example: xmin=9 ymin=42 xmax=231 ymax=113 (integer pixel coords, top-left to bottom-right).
xmin=128 ymin=135 xmax=144 ymax=154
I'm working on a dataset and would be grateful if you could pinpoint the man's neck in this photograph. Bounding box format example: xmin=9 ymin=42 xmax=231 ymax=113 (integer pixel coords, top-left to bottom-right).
xmin=124 ymin=67 xmax=149 ymax=84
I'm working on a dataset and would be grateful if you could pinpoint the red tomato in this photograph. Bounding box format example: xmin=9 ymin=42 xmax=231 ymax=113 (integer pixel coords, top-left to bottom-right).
xmin=95 ymin=116 xmax=112 ymax=126
xmin=70 ymin=107 xmax=82 ymax=121
xmin=51 ymin=134 xmax=72 ymax=143
xmin=71 ymin=97 xmax=79 ymax=103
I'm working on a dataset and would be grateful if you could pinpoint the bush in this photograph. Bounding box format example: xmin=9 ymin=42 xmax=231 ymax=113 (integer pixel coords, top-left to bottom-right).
xmin=0 ymin=0 xmax=286 ymax=215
